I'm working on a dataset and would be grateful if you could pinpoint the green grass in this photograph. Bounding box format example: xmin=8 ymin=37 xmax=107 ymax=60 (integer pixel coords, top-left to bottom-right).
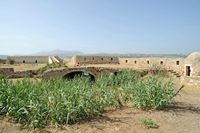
xmin=0 ymin=70 xmax=178 ymax=128
xmin=142 ymin=118 xmax=159 ymax=129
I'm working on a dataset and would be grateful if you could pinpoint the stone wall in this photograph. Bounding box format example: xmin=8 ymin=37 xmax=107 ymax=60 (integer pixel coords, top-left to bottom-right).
xmin=71 ymin=56 xmax=119 ymax=66
xmin=7 ymin=56 xmax=50 ymax=64
xmin=186 ymin=65 xmax=200 ymax=77
xmin=119 ymin=57 xmax=184 ymax=74
xmin=0 ymin=59 xmax=6 ymax=64
xmin=69 ymin=56 xmax=185 ymax=76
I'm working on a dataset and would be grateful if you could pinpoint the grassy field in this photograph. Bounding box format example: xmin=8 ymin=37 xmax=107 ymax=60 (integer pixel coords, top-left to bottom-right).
xmin=0 ymin=71 xmax=177 ymax=128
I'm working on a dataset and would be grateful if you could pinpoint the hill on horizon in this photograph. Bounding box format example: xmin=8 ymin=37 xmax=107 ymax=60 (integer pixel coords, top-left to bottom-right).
xmin=1 ymin=50 xmax=187 ymax=59
xmin=32 ymin=50 xmax=84 ymax=59
xmin=32 ymin=50 xmax=186 ymax=58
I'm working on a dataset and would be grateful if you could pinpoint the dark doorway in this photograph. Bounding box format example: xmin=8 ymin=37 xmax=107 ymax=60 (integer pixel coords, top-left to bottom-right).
xmin=35 ymin=60 xmax=38 ymax=63
xmin=125 ymin=60 xmax=128 ymax=63
xmin=176 ymin=61 xmax=180 ymax=65
xmin=63 ymin=71 xmax=95 ymax=81
xmin=186 ymin=66 xmax=191 ymax=76
xmin=23 ymin=60 xmax=25 ymax=63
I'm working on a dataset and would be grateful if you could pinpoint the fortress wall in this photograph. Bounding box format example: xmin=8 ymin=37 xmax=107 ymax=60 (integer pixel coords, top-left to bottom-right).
xmin=70 ymin=56 xmax=185 ymax=75
xmin=0 ymin=59 xmax=6 ymax=64
xmin=71 ymin=56 xmax=119 ymax=66
xmin=69 ymin=53 xmax=200 ymax=78
xmin=188 ymin=65 xmax=200 ymax=77
xmin=119 ymin=57 xmax=168 ymax=69
xmin=119 ymin=57 xmax=185 ymax=74
xmin=7 ymin=56 xmax=50 ymax=64
xmin=165 ymin=58 xmax=185 ymax=74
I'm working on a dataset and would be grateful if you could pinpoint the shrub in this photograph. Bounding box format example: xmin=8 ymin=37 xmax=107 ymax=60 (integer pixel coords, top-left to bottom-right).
xmin=142 ymin=118 xmax=159 ymax=129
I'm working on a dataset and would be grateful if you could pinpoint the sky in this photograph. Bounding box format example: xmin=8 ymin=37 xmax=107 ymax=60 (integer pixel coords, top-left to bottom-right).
xmin=0 ymin=0 xmax=200 ymax=55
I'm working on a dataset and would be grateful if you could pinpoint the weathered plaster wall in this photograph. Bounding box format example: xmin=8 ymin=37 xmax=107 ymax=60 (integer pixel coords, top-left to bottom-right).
xmin=119 ymin=57 xmax=184 ymax=74
xmin=68 ymin=53 xmax=200 ymax=78
xmin=71 ymin=56 xmax=119 ymax=66
xmin=7 ymin=56 xmax=50 ymax=64
xmin=184 ymin=52 xmax=200 ymax=77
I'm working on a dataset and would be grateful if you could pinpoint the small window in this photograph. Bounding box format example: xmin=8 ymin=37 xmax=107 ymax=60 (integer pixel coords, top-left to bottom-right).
xmin=111 ymin=58 xmax=113 ymax=61
xmin=147 ymin=60 xmax=149 ymax=64
xmin=101 ymin=58 xmax=104 ymax=61
xmin=125 ymin=60 xmax=128 ymax=63
xmin=35 ymin=60 xmax=38 ymax=63
xmin=160 ymin=61 xmax=163 ymax=65
xmin=23 ymin=60 xmax=25 ymax=63
xmin=134 ymin=60 xmax=137 ymax=64
xmin=176 ymin=61 xmax=180 ymax=65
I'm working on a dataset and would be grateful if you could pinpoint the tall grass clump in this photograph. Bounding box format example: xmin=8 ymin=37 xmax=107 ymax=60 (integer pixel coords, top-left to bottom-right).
xmin=129 ymin=75 xmax=176 ymax=109
xmin=95 ymin=70 xmax=141 ymax=106
xmin=0 ymin=76 xmax=104 ymax=128
xmin=0 ymin=70 xmax=179 ymax=128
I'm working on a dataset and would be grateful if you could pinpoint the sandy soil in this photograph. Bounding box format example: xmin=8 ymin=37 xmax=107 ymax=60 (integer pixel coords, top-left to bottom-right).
xmin=0 ymin=73 xmax=200 ymax=133
xmin=0 ymin=64 xmax=45 ymax=72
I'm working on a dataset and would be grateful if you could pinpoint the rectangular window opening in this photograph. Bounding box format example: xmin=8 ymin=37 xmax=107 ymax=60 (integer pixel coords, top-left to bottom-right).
xmin=134 ymin=60 xmax=137 ymax=64
xmin=186 ymin=66 xmax=191 ymax=76
xmin=176 ymin=61 xmax=180 ymax=65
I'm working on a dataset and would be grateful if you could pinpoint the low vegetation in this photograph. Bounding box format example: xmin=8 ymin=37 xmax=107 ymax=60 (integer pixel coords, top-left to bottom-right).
xmin=0 ymin=70 xmax=178 ymax=128
xmin=142 ymin=117 xmax=159 ymax=129
xmin=38 ymin=63 xmax=67 ymax=73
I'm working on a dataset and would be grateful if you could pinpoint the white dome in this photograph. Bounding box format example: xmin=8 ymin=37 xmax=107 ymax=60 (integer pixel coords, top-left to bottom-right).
xmin=185 ymin=52 xmax=200 ymax=65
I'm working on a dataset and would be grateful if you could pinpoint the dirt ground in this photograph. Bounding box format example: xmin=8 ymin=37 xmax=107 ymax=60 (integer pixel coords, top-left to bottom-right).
xmin=0 ymin=77 xmax=200 ymax=133
xmin=0 ymin=64 xmax=46 ymax=72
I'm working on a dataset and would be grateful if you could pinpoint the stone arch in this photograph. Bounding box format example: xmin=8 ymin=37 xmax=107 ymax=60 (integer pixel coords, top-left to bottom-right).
xmin=62 ymin=70 xmax=95 ymax=81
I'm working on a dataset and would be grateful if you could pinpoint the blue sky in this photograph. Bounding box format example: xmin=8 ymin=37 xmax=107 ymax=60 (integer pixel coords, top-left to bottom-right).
xmin=0 ymin=0 xmax=200 ymax=55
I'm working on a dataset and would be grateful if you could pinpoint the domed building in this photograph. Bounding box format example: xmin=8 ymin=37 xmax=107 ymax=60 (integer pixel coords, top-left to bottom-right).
xmin=184 ymin=52 xmax=200 ymax=77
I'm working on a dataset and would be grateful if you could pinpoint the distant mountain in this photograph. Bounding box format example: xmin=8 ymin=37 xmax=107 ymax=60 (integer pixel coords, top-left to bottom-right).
xmin=32 ymin=50 xmax=186 ymax=59
xmin=85 ymin=53 xmax=186 ymax=58
xmin=32 ymin=50 xmax=83 ymax=59
xmin=1 ymin=50 xmax=186 ymax=60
